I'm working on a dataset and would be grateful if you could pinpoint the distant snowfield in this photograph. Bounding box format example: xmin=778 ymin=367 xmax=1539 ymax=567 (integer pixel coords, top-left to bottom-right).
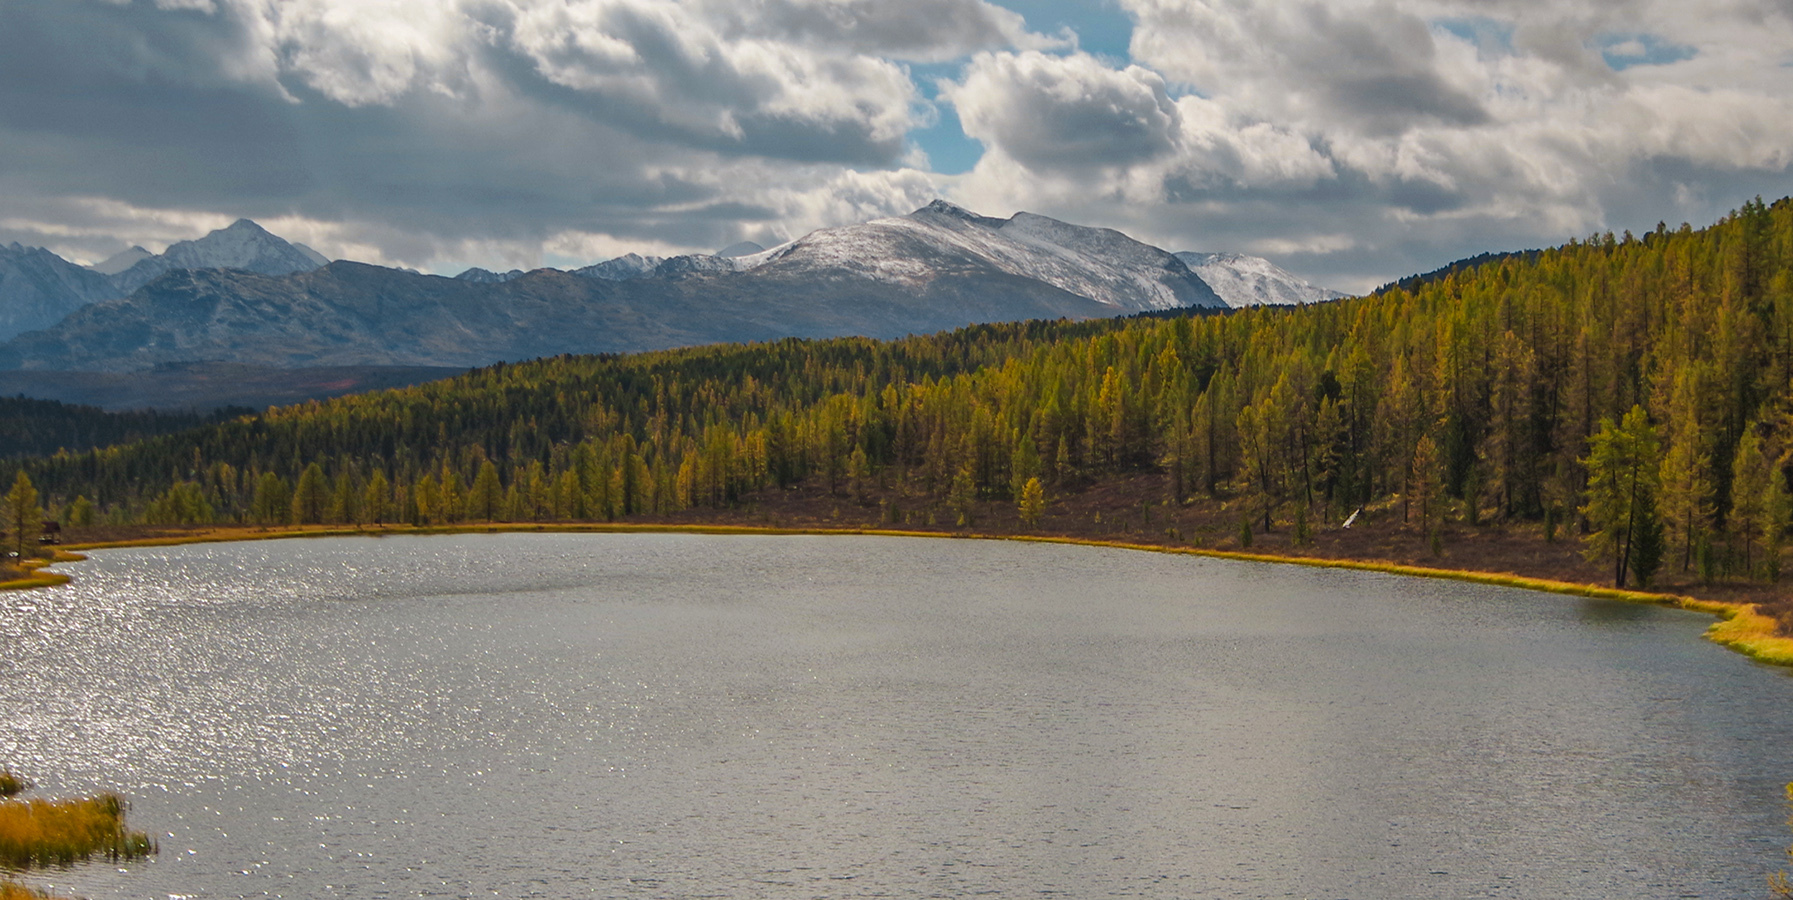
xmin=470 ymin=201 xmax=1347 ymax=312
xmin=1175 ymin=251 xmax=1349 ymax=308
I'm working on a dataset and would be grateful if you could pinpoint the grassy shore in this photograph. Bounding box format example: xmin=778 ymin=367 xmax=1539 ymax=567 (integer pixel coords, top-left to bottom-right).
xmin=0 ymin=787 xmax=153 ymax=900
xmin=0 ymin=794 xmax=155 ymax=869
xmin=9 ymin=512 xmax=1793 ymax=670
xmin=0 ymin=881 xmax=64 ymax=900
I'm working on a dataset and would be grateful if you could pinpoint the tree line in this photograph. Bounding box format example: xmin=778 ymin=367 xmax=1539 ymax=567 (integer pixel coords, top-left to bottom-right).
xmin=7 ymin=197 xmax=1793 ymax=588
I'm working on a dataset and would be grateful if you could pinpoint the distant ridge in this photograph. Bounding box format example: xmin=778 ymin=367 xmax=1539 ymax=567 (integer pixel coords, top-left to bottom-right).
xmin=1378 ymin=249 xmax=1543 ymax=294
xmin=0 ymin=202 xmax=1228 ymax=372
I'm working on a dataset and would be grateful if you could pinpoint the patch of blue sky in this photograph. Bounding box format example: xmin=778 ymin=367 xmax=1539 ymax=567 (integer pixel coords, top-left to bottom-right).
xmin=987 ymin=0 xmax=1134 ymax=61
xmin=1432 ymin=17 xmax=1515 ymax=54
xmin=903 ymin=3 xmax=1139 ymax=175
xmin=1599 ymin=33 xmax=1696 ymax=71
xmin=906 ymin=61 xmax=983 ymax=174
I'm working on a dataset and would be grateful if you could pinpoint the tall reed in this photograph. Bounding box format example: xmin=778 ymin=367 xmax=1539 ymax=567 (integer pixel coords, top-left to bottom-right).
xmin=0 ymin=794 xmax=155 ymax=868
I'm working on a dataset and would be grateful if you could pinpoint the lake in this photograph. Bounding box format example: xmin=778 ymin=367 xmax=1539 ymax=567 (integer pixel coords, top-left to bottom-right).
xmin=3 ymin=532 xmax=1791 ymax=898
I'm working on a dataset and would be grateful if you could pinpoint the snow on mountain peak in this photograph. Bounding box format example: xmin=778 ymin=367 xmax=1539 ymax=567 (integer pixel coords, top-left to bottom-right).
xmin=1174 ymin=251 xmax=1348 ymax=308
xmin=110 ymin=218 xmax=326 ymax=294
xmin=729 ymin=201 xmax=1224 ymax=312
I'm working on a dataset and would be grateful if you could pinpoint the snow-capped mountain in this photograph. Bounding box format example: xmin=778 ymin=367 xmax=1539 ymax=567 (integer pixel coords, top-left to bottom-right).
xmin=110 ymin=219 xmax=328 ymax=294
xmin=90 ymin=246 xmax=153 ymax=275
xmin=747 ymin=201 xmax=1225 ymax=312
xmin=1174 ymin=251 xmax=1347 ymax=308
xmin=0 ymin=243 xmax=123 ymax=342
xmin=561 ymin=202 xmax=1224 ymax=312
xmin=0 ymin=201 xmax=1239 ymax=373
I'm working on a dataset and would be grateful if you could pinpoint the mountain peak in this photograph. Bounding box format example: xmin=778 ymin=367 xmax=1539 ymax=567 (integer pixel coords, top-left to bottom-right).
xmin=910 ymin=199 xmax=1009 ymax=230
xmin=108 ymin=217 xmax=326 ymax=294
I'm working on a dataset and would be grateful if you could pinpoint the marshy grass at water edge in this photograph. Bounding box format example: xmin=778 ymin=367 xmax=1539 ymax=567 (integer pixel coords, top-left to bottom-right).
xmin=0 ymin=794 xmax=156 ymax=868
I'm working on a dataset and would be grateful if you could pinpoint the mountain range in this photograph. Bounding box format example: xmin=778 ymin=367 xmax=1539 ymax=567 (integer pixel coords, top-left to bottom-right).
xmin=0 ymin=219 xmax=329 ymax=343
xmin=0 ymin=203 xmax=1347 ymax=384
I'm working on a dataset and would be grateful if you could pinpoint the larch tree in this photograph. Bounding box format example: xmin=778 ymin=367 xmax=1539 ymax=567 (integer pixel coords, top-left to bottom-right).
xmin=291 ymin=463 xmax=329 ymax=525
xmin=1581 ymin=406 xmax=1662 ymax=587
xmin=1018 ymin=476 xmax=1046 ymax=527
xmin=1730 ymin=429 xmax=1774 ymax=578
xmin=1657 ymin=368 xmax=1714 ymax=573
xmin=5 ymin=471 xmax=43 ymax=562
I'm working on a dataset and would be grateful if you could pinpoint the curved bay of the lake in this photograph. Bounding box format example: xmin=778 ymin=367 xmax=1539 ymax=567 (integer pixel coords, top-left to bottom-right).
xmin=4 ymin=533 xmax=1792 ymax=899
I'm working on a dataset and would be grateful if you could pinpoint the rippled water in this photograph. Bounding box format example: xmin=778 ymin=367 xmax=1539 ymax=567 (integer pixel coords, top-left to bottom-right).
xmin=3 ymin=533 xmax=1791 ymax=898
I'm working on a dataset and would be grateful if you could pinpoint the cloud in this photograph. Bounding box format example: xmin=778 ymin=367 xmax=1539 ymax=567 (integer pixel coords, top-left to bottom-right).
xmin=708 ymin=0 xmax=1054 ymax=62
xmin=0 ymin=0 xmax=1050 ymax=272
xmin=3 ymin=0 xmax=1792 ymax=295
xmin=945 ymin=51 xmax=1182 ymax=170
xmin=933 ymin=0 xmax=1793 ymax=291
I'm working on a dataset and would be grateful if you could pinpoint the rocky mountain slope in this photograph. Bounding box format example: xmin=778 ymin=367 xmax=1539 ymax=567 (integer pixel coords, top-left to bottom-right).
xmin=0 ymin=243 xmax=126 ymax=342
xmin=0 ymin=254 xmax=1117 ymax=371
xmin=0 ymin=219 xmax=333 ymax=343
xmin=108 ymin=218 xmax=327 ymax=294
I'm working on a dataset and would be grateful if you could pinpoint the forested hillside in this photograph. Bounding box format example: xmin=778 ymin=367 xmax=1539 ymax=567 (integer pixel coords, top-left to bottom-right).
xmin=9 ymin=198 xmax=1793 ymax=590
xmin=0 ymin=397 xmax=250 ymax=458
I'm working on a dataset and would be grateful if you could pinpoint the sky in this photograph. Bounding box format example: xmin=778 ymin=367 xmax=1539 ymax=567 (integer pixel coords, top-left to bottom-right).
xmin=3 ymin=0 xmax=1793 ymax=293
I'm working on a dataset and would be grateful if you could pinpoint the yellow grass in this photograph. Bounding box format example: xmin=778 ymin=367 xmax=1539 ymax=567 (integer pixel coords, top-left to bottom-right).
xmin=0 ymin=880 xmax=66 ymax=900
xmin=0 ymin=554 xmax=74 ymax=592
xmin=0 ymin=795 xmax=154 ymax=868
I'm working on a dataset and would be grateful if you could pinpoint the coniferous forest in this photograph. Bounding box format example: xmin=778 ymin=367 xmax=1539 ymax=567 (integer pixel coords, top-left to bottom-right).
xmin=7 ymin=197 xmax=1793 ymax=600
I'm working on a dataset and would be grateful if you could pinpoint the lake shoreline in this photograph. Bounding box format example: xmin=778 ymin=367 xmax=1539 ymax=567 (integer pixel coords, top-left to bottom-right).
xmin=8 ymin=521 xmax=1791 ymax=669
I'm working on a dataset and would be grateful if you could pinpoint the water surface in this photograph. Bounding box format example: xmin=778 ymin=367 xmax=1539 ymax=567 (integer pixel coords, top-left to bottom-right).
xmin=2 ymin=533 xmax=1790 ymax=898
